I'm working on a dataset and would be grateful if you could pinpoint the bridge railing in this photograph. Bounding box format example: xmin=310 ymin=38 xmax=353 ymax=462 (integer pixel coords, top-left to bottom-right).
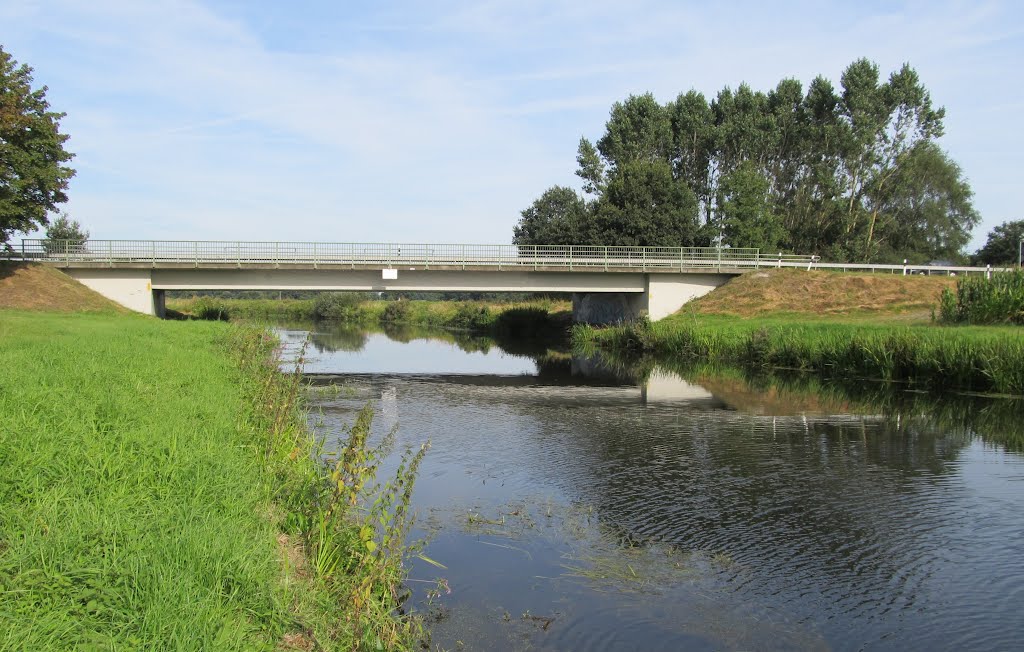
xmin=12 ymin=240 xmax=1004 ymax=276
xmin=17 ymin=240 xmax=775 ymax=270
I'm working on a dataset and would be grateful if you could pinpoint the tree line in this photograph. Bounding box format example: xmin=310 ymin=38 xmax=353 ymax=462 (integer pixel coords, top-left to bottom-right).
xmin=514 ymin=58 xmax=981 ymax=263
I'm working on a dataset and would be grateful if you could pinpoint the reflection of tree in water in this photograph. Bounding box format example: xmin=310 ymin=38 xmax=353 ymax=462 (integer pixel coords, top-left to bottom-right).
xmin=309 ymin=325 xmax=368 ymax=353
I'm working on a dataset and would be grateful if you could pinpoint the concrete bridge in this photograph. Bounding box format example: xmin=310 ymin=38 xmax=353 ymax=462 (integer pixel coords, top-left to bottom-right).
xmin=14 ymin=240 xmax=995 ymax=322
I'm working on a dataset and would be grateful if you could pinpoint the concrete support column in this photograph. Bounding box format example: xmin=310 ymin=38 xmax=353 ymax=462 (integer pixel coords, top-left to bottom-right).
xmin=571 ymin=292 xmax=647 ymax=325
xmin=153 ymin=289 xmax=166 ymax=319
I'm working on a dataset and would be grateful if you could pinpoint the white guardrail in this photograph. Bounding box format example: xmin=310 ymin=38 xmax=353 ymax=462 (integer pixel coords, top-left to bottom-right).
xmin=5 ymin=239 xmax=1008 ymax=276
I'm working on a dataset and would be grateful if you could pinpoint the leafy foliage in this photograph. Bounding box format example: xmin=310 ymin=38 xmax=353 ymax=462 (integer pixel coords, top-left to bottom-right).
xmin=514 ymin=58 xmax=979 ymax=262
xmin=312 ymin=292 xmax=369 ymax=321
xmin=43 ymin=212 xmax=88 ymax=254
xmin=0 ymin=46 xmax=75 ymax=243
xmin=974 ymin=219 xmax=1024 ymax=266
xmin=939 ymin=271 xmax=1024 ymax=325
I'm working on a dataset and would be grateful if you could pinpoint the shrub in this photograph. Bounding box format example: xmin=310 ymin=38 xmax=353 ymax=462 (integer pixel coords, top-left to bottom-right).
xmin=192 ymin=297 xmax=229 ymax=321
xmin=450 ymin=303 xmax=493 ymax=330
xmin=381 ymin=300 xmax=411 ymax=323
xmin=939 ymin=271 xmax=1024 ymax=325
xmin=312 ymin=292 xmax=365 ymax=320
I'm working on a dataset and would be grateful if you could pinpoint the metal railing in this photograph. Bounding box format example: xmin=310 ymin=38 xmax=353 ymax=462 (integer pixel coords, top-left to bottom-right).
xmin=8 ymin=239 xmax=1005 ymax=276
xmin=15 ymin=240 xmax=779 ymax=271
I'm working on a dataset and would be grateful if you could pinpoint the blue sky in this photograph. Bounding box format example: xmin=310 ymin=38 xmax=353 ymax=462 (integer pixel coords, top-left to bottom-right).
xmin=3 ymin=0 xmax=1022 ymax=249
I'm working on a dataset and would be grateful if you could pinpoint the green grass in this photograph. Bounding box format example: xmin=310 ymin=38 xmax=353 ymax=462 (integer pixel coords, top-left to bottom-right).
xmin=0 ymin=310 xmax=420 ymax=650
xmin=573 ymin=312 xmax=1024 ymax=395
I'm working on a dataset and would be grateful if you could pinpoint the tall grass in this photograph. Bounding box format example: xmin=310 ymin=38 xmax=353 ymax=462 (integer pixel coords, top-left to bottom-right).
xmin=0 ymin=310 xmax=426 ymax=650
xmin=573 ymin=314 xmax=1024 ymax=395
xmin=939 ymin=270 xmax=1024 ymax=325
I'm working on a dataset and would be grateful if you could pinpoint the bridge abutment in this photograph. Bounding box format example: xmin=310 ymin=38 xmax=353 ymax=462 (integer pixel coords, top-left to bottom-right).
xmin=572 ymin=273 xmax=733 ymax=324
xmin=65 ymin=268 xmax=160 ymax=316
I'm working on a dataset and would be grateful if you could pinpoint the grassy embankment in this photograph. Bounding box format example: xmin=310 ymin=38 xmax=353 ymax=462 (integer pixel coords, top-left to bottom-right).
xmin=574 ymin=269 xmax=1024 ymax=395
xmin=167 ymin=294 xmax=572 ymax=338
xmin=0 ymin=264 xmax=426 ymax=650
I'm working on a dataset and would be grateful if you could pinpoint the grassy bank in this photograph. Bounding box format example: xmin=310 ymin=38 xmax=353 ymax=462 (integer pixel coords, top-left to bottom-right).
xmin=574 ymin=313 xmax=1024 ymax=395
xmin=0 ymin=310 xmax=423 ymax=650
xmin=574 ymin=270 xmax=1023 ymax=394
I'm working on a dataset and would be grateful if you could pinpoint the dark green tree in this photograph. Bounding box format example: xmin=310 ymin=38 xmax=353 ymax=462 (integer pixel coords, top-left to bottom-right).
xmin=512 ymin=186 xmax=589 ymax=245
xmin=716 ymin=161 xmax=786 ymax=250
xmin=515 ymin=58 xmax=976 ymax=263
xmin=593 ymin=160 xmax=701 ymax=247
xmin=0 ymin=46 xmax=75 ymax=244
xmin=975 ymin=219 xmax=1024 ymax=266
xmin=596 ymin=93 xmax=672 ymax=169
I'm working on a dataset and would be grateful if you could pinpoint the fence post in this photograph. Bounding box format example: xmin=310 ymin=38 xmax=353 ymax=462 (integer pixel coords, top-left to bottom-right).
xmin=275 ymin=241 xmax=279 ymax=268
xmin=21 ymin=240 xmax=25 ymax=260
xmin=108 ymin=240 xmax=112 ymax=266
xmin=313 ymin=242 xmax=318 ymax=269
xmin=569 ymin=244 xmax=573 ymax=271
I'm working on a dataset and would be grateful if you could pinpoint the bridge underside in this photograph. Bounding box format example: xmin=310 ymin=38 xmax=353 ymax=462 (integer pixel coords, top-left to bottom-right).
xmin=62 ymin=267 xmax=734 ymax=323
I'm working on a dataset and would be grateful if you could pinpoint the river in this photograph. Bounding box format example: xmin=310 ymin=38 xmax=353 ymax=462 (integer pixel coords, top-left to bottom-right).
xmin=277 ymin=321 xmax=1024 ymax=651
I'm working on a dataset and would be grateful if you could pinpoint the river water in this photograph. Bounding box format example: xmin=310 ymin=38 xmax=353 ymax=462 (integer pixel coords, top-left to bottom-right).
xmin=277 ymin=322 xmax=1024 ymax=652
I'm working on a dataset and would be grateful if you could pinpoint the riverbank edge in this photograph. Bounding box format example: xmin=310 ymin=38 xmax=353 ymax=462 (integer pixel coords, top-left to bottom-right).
xmin=572 ymin=315 xmax=1024 ymax=395
xmin=167 ymin=296 xmax=571 ymax=337
xmin=0 ymin=310 xmax=418 ymax=650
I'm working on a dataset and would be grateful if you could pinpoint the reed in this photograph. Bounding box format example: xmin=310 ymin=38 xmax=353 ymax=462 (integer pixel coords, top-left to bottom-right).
xmin=939 ymin=270 xmax=1024 ymax=325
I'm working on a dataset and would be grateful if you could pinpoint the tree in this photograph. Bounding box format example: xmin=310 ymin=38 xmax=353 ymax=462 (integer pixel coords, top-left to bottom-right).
xmin=975 ymin=220 xmax=1024 ymax=266
xmin=593 ymin=160 xmax=701 ymax=247
xmin=43 ymin=212 xmax=88 ymax=254
xmin=512 ymin=186 xmax=589 ymax=245
xmin=716 ymin=161 xmax=785 ymax=250
xmin=515 ymin=58 xmax=977 ymax=263
xmin=0 ymin=46 xmax=75 ymax=244
xmin=866 ymin=141 xmax=978 ymax=263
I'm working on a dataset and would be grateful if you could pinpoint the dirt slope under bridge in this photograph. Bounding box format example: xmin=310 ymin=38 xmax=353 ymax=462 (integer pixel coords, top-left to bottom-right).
xmin=686 ymin=268 xmax=956 ymax=320
xmin=0 ymin=262 xmax=125 ymax=312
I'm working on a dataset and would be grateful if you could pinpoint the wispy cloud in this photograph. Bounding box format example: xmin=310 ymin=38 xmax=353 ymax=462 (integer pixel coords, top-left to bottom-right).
xmin=3 ymin=0 xmax=1021 ymax=246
